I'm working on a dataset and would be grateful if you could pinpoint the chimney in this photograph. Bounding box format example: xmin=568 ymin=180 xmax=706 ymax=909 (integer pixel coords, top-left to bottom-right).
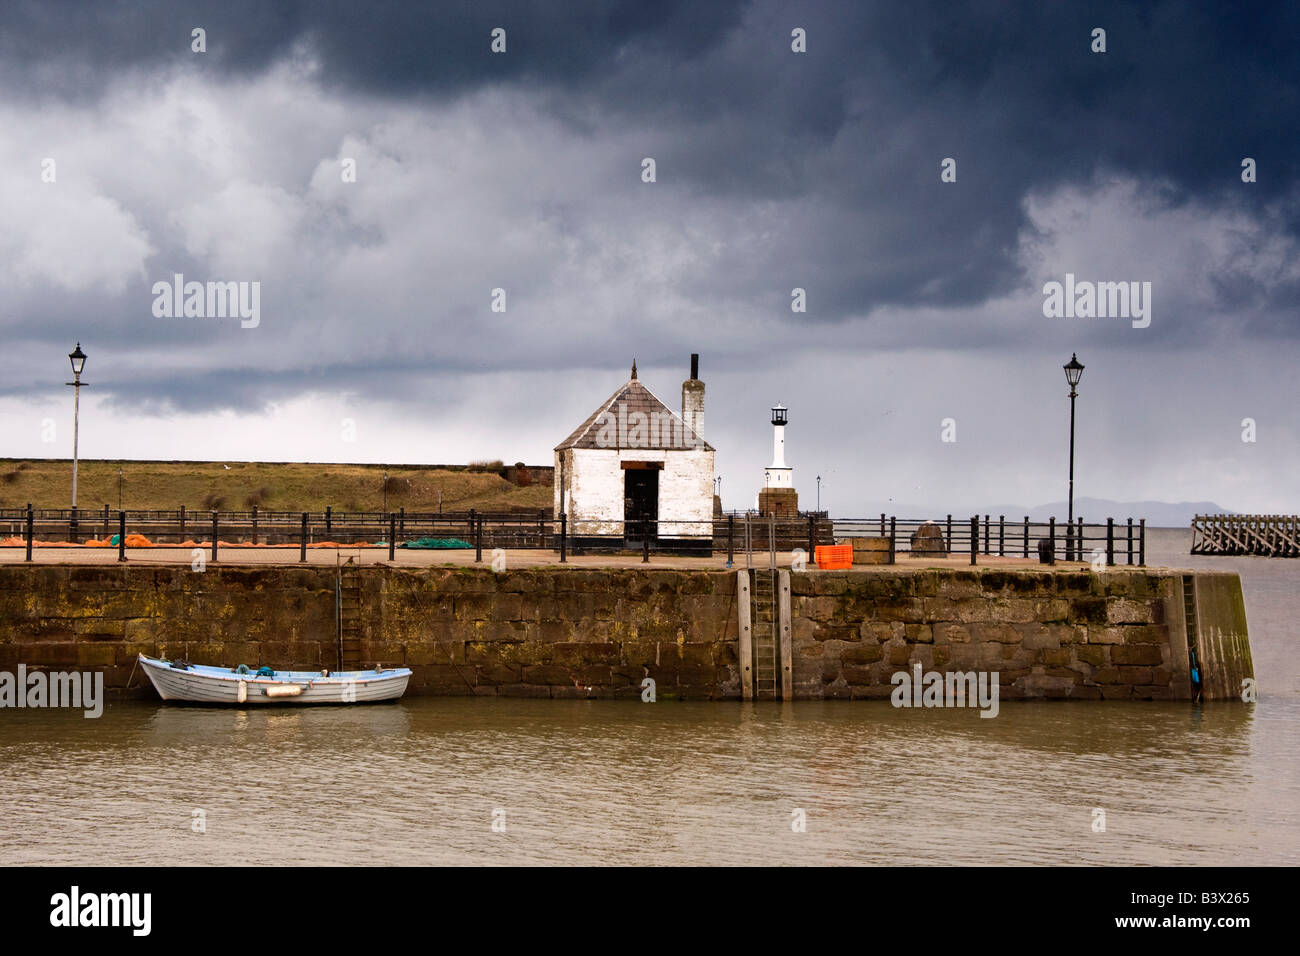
xmin=682 ymin=353 xmax=704 ymax=446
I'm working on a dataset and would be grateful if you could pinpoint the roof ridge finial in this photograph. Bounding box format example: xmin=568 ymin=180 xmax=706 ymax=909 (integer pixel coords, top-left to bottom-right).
xmin=631 ymin=359 xmax=637 ymax=380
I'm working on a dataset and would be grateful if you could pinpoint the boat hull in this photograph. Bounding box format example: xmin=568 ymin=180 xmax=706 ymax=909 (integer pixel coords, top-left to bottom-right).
xmin=138 ymin=655 xmax=410 ymax=705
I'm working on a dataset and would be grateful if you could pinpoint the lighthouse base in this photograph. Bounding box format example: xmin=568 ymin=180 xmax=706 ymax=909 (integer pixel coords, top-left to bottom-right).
xmin=758 ymin=487 xmax=799 ymax=518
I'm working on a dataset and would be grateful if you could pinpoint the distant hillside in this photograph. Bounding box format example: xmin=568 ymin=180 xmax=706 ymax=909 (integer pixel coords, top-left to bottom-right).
xmin=0 ymin=459 xmax=553 ymax=513
xmin=1009 ymin=498 xmax=1233 ymax=528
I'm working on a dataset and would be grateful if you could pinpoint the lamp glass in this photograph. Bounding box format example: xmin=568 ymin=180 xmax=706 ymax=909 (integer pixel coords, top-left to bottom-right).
xmin=1063 ymin=354 xmax=1084 ymax=388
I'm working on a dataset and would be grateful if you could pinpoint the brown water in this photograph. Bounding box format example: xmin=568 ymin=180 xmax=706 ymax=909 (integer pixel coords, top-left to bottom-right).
xmin=1 ymin=528 xmax=1297 ymax=865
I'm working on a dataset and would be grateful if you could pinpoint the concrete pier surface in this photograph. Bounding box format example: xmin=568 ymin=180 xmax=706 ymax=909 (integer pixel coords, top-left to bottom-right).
xmin=0 ymin=545 xmax=1168 ymax=572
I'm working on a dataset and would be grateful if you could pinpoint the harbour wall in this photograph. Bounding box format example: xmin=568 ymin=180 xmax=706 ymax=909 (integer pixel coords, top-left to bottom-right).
xmin=0 ymin=565 xmax=1251 ymax=701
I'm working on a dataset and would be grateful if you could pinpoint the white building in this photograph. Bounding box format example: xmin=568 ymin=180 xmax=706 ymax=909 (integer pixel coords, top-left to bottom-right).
xmin=763 ymin=403 xmax=792 ymax=489
xmin=759 ymin=403 xmax=798 ymax=517
xmin=554 ymin=356 xmax=715 ymax=554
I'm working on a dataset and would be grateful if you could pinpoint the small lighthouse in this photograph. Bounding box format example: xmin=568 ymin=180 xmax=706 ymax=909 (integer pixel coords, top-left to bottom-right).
xmin=759 ymin=403 xmax=799 ymax=517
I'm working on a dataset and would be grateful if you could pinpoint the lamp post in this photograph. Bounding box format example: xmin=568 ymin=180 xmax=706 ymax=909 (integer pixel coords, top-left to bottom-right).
xmin=1064 ymin=353 xmax=1085 ymax=561
xmin=117 ymin=467 xmax=123 ymax=510
xmin=817 ymin=475 xmax=821 ymax=514
xmin=66 ymin=344 xmax=87 ymax=536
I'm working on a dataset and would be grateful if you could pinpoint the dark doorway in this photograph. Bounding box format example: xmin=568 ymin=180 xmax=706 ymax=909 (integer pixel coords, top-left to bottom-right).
xmin=623 ymin=468 xmax=659 ymax=548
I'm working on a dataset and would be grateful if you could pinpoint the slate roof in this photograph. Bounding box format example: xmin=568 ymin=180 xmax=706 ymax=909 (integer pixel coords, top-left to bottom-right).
xmin=556 ymin=377 xmax=713 ymax=452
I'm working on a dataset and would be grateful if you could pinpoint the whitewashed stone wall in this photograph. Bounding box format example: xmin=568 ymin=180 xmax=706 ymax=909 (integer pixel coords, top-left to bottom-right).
xmin=555 ymin=447 xmax=714 ymax=539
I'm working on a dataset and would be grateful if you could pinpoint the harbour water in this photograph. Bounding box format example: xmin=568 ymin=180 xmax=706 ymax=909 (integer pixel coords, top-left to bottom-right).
xmin=2 ymin=528 xmax=1297 ymax=865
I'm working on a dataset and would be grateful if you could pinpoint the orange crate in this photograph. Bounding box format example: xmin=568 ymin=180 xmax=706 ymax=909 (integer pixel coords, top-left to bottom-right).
xmin=814 ymin=544 xmax=853 ymax=569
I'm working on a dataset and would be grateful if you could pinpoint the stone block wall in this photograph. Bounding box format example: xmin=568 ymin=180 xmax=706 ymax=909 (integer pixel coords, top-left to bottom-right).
xmin=0 ymin=565 xmax=739 ymax=700
xmin=0 ymin=564 xmax=1250 ymax=702
xmin=789 ymin=568 xmax=1221 ymax=700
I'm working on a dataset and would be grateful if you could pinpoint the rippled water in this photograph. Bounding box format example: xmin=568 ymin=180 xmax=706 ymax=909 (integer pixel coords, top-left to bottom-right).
xmin=1 ymin=528 xmax=1297 ymax=865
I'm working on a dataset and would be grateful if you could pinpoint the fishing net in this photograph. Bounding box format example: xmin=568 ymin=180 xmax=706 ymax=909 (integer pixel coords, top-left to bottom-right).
xmin=398 ymin=537 xmax=473 ymax=549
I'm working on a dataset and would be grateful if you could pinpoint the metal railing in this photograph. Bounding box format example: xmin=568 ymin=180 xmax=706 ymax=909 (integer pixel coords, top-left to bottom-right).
xmin=832 ymin=514 xmax=1146 ymax=566
xmin=0 ymin=505 xmax=1145 ymax=567
xmin=0 ymin=506 xmax=555 ymax=557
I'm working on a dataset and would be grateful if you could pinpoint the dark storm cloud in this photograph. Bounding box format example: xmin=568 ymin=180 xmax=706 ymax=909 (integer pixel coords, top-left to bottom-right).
xmin=0 ymin=0 xmax=749 ymax=99
xmin=7 ymin=1 xmax=1298 ymax=324
xmin=3 ymin=0 xmax=1298 ymax=391
xmin=9 ymin=1 xmax=1297 ymax=194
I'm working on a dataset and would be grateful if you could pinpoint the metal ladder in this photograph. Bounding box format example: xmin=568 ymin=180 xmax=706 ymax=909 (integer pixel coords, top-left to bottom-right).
xmin=752 ymin=567 xmax=779 ymax=699
xmin=338 ymin=560 xmax=363 ymax=670
xmin=1182 ymin=575 xmax=1202 ymax=702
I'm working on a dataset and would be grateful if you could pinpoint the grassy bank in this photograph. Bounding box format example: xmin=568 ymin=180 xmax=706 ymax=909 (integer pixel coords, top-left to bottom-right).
xmin=0 ymin=459 xmax=552 ymax=513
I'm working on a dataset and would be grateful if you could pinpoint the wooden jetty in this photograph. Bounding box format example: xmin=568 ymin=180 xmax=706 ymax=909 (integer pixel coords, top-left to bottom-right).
xmin=1190 ymin=514 xmax=1300 ymax=557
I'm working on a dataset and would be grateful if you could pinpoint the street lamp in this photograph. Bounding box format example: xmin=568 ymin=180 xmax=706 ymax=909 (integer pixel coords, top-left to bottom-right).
xmin=816 ymin=475 xmax=821 ymax=513
xmin=1064 ymin=353 xmax=1085 ymax=561
xmin=66 ymin=343 xmax=88 ymax=535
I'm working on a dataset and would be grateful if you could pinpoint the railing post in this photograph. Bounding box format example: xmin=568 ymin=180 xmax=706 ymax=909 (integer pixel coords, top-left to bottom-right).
xmin=946 ymin=514 xmax=952 ymax=553
xmin=538 ymin=509 xmax=545 ymax=548
xmin=399 ymin=506 xmax=405 ymax=536
xmin=475 ymin=516 xmax=483 ymax=562
xmin=728 ymin=513 xmax=735 ymax=567
xmin=983 ymin=515 xmax=989 ymax=555
xmin=968 ymin=516 xmax=977 ymax=565
xmin=1049 ymin=517 xmax=1056 ymax=562
xmin=118 ymin=511 xmax=127 ymax=562
xmin=998 ymin=515 xmax=1004 ymax=556
xmin=807 ymin=513 xmax=815 ymax=563
xmin=642 ymin=522 xmax=650 ymax=563
xmin=1127 ymin=518 xmax=1134 ymax=565
xmin=889 ymin=516 xmax=896 ymax=553
xmin=560 ymin=511 xmax=567 ymax=563
xmin=389 ymin=513 xmax=396 ymax=561
xmin=297 ymin=512 xmax=308 ymax=562
xmin=212 ymin=511 xmax=219 ymax=564
xmin=69 ymin=505 xmax=78 ymax=544
xmin=25 ymin=503 xmax=34 ymax=561
xmin=252 ymin=505 xmax=259 ymax=545
xmin=1023 ymin=516 xmax=1029 ymax=558
xmin=880 ymin=513 xmax=885 ymax=536
xmin=1139 ymin=519 xmax=1145 ymax=566
xmin=1106 ymin=518 xmax=1114 ymax=567
xmin=179 ymin=504 xmax=186 ymax=538
xmin=325 ymin=505 xmax=332 ymax=535
xmin=1077 ymin=518 xmax=1084 ymax=563
xmin=768 ymin=514 xmax=777 ymax=571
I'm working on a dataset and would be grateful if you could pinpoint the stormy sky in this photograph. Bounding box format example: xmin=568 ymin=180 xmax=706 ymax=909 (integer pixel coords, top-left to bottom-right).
xmin=2 ymin=0 xmax=1297 ymax=515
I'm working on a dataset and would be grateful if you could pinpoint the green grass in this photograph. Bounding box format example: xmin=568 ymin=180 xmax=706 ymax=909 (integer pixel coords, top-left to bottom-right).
xmin=0 ymin=459 xmax=552 ymax=513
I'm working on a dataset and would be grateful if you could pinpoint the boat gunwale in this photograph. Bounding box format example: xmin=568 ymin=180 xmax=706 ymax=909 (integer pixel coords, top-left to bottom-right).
xmin=137 ymin=654 xmax=412 ymax=686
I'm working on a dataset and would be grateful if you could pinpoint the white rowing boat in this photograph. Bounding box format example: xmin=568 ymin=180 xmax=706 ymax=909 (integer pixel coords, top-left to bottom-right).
xmin=137 ymin=654 xmax=411 ymax=705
